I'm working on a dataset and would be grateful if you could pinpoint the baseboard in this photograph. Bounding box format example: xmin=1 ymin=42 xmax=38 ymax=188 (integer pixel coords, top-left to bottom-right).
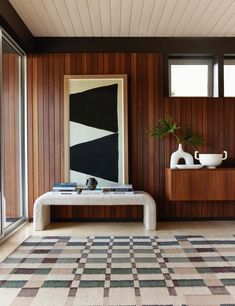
xmin=51 ymin=218 xmax=143 ymax=222
xmin=160 ymin=217 xmax=235 ymax=221
xmin=28 ymin=217 xmax=235 ymax=222
xmin=29 ymin=217 xmax=142 ymax=222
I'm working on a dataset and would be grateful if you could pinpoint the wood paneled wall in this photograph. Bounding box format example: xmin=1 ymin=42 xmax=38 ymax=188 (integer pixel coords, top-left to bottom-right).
xmin=27 ymin=53 xmax=235 ymax=221
xmin=3 ymin=53 xmax=21 ymax=218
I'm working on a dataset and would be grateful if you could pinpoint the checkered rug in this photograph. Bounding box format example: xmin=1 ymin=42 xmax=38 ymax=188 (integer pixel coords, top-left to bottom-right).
xmin=1 ymin=236 xmax=235 ymax=306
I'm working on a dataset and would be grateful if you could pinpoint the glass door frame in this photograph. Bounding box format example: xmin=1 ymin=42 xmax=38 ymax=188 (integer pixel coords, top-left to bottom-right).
xmin=0 ymin=29 xmax=3 ymax=239
xmin=0 ymin=27 xmax=27 ymax=238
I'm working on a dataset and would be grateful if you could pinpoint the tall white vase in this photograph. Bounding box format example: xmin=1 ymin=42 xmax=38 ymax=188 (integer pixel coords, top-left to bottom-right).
xmin=170 ymin=143 xmax=194 ymax=169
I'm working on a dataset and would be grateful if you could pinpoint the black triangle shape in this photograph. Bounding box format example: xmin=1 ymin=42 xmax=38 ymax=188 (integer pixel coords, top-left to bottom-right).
xmin=70 ymin=133 xmax=118 ymax=182
xmin=70 ymin=84 xmax=118 ymax=132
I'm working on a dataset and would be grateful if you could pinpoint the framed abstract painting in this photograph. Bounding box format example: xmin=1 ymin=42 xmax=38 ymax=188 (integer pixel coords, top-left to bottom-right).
xmin=64 ymin=75 xmax=128 ymax=186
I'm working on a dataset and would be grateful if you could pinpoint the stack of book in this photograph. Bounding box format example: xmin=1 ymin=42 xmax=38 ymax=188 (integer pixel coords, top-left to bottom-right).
xmin=52 ymin=183 xmax=134 ymax=195
xmin=53 ymin=182 xmax=78 ymax=193
xmin=103 ymin=184 xmax=134 ymax=194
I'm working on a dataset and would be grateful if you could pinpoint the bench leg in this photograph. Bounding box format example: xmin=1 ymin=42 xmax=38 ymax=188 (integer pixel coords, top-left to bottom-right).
xmin=34 ymin=205 xmax=51 ymax=231
xmin=143 ymin=204 xmax=156 ymax=231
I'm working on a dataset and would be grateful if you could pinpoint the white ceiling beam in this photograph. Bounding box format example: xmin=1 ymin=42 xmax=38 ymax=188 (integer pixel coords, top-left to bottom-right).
xmin=138 ymin=0 xmax=156 ymax=37
xmin=29 ymin=0 xmax=59 ymax=36
xmin=65 ymin=0 xmax=84 ymax=36
xmin=120 ymin=0 xmax=132 ymax=37
xmin=129 ymin=0 xmax=144 ymax=36
xmin=76 ymin=0 xmax=94 ymax=36
xmin=40 ymin=0 xmax=67 ymax=36
xmin=173 ymin=0 xmax=202 ymax=36
xmin=99 ymin=0 xmax=111 ymax=36
xmin=156 ymin=0 xmax=179 ymax=36
xmin=164 ymin=0 xmax=189 ymax=36
xmin=9 ymin=0 xmax=235 ymax=37
xmin=190 ymin=0 xmax=224 ymax=36
xmin=182 ymin=0 xmax=211 ymax=36
xmin=87 ymin=0 xmax=102 ymax=36
xmin=200 ymin=0 xmax=234 ymax=36
xmin=10 ymin=0 xmax=39 ymax=36
xmin=209 ymin=1 xmax=235 ymax=37
xmin=53 ymin=0 xmax=76 ymax=36
xmin=147 ymin=0 xmax=167 ymax=36
xmin=110 ymin=0 xmax=121 ymax=36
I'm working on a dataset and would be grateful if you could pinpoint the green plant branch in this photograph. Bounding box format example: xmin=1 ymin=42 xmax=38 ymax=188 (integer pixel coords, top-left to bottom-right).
xmin=150 ymin=118 xmax=205 ymax=150
xmin=172 ymin=133 xmax=181 ymax=144
xmin=180 ymin=129 xmax=205 ymax=149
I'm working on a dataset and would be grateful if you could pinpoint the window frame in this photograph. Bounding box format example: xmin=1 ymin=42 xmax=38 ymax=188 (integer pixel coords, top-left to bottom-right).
xmin=168 ymin=58 xmax=213 ymax=97
xmin=0 ymin=27 xmax=27 ymax=238
xmin=223 ymin=58 xmax=235 ymax=97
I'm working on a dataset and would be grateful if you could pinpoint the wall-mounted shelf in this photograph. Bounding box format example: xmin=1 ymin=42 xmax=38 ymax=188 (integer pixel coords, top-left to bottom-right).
xmin=165 ymin=168 xmax=235 ymax=201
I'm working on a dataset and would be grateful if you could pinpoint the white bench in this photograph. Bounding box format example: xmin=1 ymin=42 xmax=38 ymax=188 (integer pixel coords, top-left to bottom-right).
xmin=33 ymin=191 xmax=157 ymax=231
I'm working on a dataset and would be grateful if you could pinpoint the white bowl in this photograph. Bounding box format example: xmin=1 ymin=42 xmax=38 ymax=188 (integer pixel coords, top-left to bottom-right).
xmin=194 ymin=151 xmax=227 ymax=169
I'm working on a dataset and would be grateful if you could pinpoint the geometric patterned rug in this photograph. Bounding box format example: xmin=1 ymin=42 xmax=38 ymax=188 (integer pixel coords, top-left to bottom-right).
xmin=1 ymin=236 xmax=235 ymax=306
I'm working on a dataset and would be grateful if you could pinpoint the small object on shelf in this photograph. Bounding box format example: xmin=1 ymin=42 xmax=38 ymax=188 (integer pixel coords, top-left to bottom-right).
xmin=194 ymin=151 xmax=228 ymax=169
xmin=170 ymin=144 xmax=194 ymax=169
xmin=175 ymin=164 xmax=204 ymax=169
xmin=86 ymin=177 xmax=98 ymax=190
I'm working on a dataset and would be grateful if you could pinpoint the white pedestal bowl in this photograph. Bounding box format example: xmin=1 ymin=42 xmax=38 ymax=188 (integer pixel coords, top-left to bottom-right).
xmin=194 ymin=151 xmax=227 ymax=169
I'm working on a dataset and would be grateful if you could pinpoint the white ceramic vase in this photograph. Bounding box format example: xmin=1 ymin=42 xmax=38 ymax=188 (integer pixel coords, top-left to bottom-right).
xmin=170 ymin=143 xmax=194 ymax=169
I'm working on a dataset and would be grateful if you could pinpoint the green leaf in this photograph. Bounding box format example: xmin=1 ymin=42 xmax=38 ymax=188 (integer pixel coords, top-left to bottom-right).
xmin=181 ymin=130 xmax=205 ymax=149
xmin=150 ymin=118 xmax=180 ymax=140
xmin=149 ymin=119 xmax=205 ymax=149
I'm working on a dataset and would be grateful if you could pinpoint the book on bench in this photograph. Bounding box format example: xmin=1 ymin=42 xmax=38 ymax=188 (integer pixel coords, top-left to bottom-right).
xmin=103 ymin=184 xmax=133 ymax=194
xmin=80 ymin=188 xmax=103 ymax=195
xmin=53 ymin=182 xmax=78 ymax=191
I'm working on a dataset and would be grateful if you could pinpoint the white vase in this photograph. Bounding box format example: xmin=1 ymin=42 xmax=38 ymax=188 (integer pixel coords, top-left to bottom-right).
xmin=170 ymin=143 xmax=194 ymax=169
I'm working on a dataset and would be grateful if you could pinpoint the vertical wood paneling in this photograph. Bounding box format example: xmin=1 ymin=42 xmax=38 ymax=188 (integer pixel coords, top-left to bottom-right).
xmin=38 ymin=55 xmax=44 ymax=197
xmin=27 ymin=53 xmax=235 ymax=220
xmin=32 ymin=56 xmax=39 ymax=205
xmin=2 ymin=53 xmax=21 ymax=218
xmin=48 ymin=55 xmax=55 ymax=189
xmin=43 ymin=55 xmax=49 ymax=192
xmin=27 ymin=56 xmax=34 ymax=218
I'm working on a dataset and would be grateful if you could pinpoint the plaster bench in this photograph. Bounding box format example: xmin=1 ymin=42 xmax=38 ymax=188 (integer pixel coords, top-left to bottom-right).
xmin=33 ymin=191 xmax=157 ymax=231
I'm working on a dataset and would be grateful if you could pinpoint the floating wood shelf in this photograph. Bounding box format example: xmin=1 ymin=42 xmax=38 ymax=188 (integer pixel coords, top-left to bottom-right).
xmin=165 ymin=168 xmax=235 ymax=201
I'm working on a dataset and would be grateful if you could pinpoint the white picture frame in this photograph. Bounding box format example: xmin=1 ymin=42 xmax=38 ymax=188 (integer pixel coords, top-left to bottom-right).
xmin=64 ymin=74 xmax=128 ymax=186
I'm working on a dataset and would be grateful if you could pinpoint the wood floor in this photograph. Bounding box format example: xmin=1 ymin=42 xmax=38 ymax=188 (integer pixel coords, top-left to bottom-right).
xmin=1 ymin=221 xmax=235 ymax=263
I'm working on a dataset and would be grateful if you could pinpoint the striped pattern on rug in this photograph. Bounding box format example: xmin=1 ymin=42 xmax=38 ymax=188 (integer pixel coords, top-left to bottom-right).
xmin=1 ymin=235 xmax=235 ymax=305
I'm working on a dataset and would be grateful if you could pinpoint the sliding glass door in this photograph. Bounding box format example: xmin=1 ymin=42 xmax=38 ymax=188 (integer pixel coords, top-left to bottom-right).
xmin=0 ymin=29 xmax=26 ymax=237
